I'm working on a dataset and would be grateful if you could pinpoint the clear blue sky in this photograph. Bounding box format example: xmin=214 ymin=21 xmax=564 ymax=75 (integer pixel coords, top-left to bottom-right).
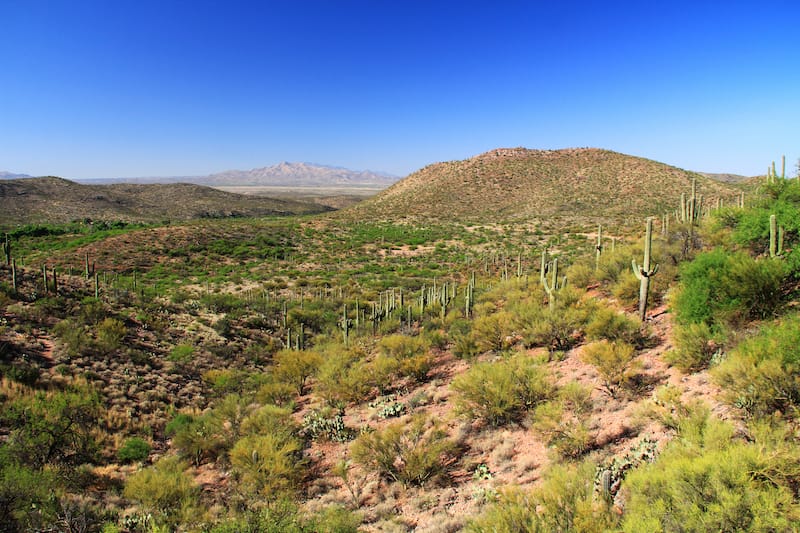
xmin=2 ymin=1 xmax=798 ymax=179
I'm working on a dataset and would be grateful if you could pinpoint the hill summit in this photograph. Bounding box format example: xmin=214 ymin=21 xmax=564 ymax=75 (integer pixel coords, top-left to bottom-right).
xmin=354 ymin=147 xmax=739 ymax=222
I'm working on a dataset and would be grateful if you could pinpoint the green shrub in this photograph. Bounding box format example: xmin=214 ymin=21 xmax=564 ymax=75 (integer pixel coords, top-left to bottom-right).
xmin=452 ymin=333 xmax=480 ymax=359
xmin=522 ymin=306 xmax=585 ymax=352
xmin=621 ymin=414 xmax=800 ymax=532
xmin=470 ymin=311 xmax=517 ymax=352
xmin=351 ymin=415 xmax=455 ymax=487
xmin=0 ymin=447 xmax=59 ymax=533
xmin=585 ymin=307 xmax=642 ymax=345
xmin=230 ymin=433 xmax=305 ymax=500
xmin=580 ymin=340 xmax=638 ymax=397
xmin=241 ymin=404 xmax=297 ymax=441
xmin=255 ymin=375 xmax=296 ymax=407
xmin=303 ymin=505 xmax=361 ymax=533
xmin=117 ymin=437 xmax=151 ymax=463
xmin=665 ymin=322 xmax=718 ymax=372
xmin=123 ymin=455 xmax=200 ymax=529
xmin=376 ymin=334 xmax=432 ymax=382
xmin=209 ymin=501 xmax=360 ymax=533
xmin=642 ymin=385 xmax=695 ymax=430
xmin=314 ymin=345 xmax=371 ymax=405
xmin=203 ymin=368 xmax=258 ymax=395
xmin=168 ymin=344 xmax=195 ymax=363
xmin=451 ymin=353 xmax=555 ymax=426
xmin=273 ymin=349 xmax=323 ymax=395
xmin=78 ymin=298 xmax=108 ymax=325
xmin=467 ymin=461 xmax=616 ymax=532
xmin=208 ymin=499 xmax=303 ymax=533
xmin=532 ymin=401 xmax=593 ymax=459
xmin=95 ymin=317 xmax=126 ymax=353
xmin=171 ymin=414 xmax=225 ymax=466
xmin=597 ymin=243 xmax=638 ymax=283
xmin=610 ymin=270 xmax=640 ymax=307
xmin=3 ymin=388 xmax=100 ymax=468
xmin=0 ymin=362 xmax=40 ymax=386
xmin=712 ymin=314 xmax=800 ymax=418
xmin=53 ymin=319 xmax=90 ymax=358
xmin=165 ymin=413 xmax=194 ymax=437
xmin=565 ymin=260 xmax=596 ymax=289
xmin=672 ymin=249 xmax=786 ymax=327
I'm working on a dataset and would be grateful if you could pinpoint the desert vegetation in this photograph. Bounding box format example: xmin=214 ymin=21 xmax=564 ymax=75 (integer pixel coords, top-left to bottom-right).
xmin=0 ymin=152 xmax=798 ymax=532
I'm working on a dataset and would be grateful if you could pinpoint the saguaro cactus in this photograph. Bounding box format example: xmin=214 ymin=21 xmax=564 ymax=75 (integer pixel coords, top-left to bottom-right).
xmin=542 ymin=257 xmax=566 ymax=311
xmin=770 ymin=214 xmax=784 ymax=257
xmin=341 ymin=304 xmax=350 ymax=346
xmin=632 ymin=218 xmax=659 ymax=321
xmin=539 ymin=248 xmax=549 ymax=286
xmin=3 ymin=234 xmax=10 ymax=266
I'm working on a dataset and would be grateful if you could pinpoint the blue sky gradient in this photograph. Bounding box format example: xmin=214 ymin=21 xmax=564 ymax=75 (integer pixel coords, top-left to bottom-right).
xmin=2 ymin=1 xmax=798 ymax=178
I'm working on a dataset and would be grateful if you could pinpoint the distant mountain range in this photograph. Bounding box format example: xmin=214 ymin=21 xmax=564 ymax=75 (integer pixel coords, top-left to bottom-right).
xmin=0 ymin=171 xmax=32 ymax=180
xmin=55 ymin=162 xmax=399 ymax=187
xmin=203 ymin=162 xmax=397 ymax=187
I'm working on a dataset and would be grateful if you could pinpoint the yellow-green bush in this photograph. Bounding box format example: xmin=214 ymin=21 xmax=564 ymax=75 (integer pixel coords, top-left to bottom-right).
xmin=470 ymin=311 xmax=517 ymax=352
xmin=664 ymin=322 xmax=717 ymax=372
xmin=451 ymin=353 xmax=555 ymax=426
xmin=584 ymin=307 xmax=642 ymax=345
xmin=523 ymin=305 xmax=586 ymax=352
xmin=0 ymin=447 xmax=59 ymax=533
xmin=376 ymin=333 xmax=432 ymax=382
xmin=581 ymin=340 xmax=638 ymax=397
xmin=610 ymin=270 xmax=640 ymax=308
xmin=712 ymin=314 xmax=800 ymax=418
xmin=350 ymin=415 xmax=455 ymax=487
xmin=230 ymin=433 xmax=305 ymax=500
xmin=467 ymin=461 xmax=616 ymax=532
xmin=314 ymin=344 xmax=372 ymax=406
xmin=532 ymin=401 xmax=593 ymax=459
xmin=240 ymin=404 xmax=297 ymax=440
xmin=255 ymin=375 xmax=296 ymax=407
xmin=95 ymin=317 xmax=126 ymax=353
xmin=123 ymin=455 xmax=200 ymax=529
xmin=565 ymin=259 xmax=597 ymax=289
xmin=621 ymin=414 xmax=800 ymax=532
xmin=273 ymin=349 xmax=323 ymax=395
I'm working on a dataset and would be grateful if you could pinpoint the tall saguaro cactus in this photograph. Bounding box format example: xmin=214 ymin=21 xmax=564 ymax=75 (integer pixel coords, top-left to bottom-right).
xmin=3 ymin=234 xmax=10 ymax=266
xmin=632 ymin=218 xmax=659 ymax=321
xmin=542 ymin=257 xmax=566 ymax=311
xmin=770 ymin=214 xmax=784 ymax=257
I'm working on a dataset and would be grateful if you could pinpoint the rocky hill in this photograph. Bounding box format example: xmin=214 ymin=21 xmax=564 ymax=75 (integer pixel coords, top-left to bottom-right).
xmin=0 ymin=176 xmax=329 ymax=226
xmin=350 ymin=147 xmax=741 ymax=222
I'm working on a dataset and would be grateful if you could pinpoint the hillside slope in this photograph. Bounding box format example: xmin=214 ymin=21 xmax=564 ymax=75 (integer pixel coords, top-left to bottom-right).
xmin=350 ymin=147 xmax=740 ymax=222
xmin=0 ymin=177 xmax=330 ymax=225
